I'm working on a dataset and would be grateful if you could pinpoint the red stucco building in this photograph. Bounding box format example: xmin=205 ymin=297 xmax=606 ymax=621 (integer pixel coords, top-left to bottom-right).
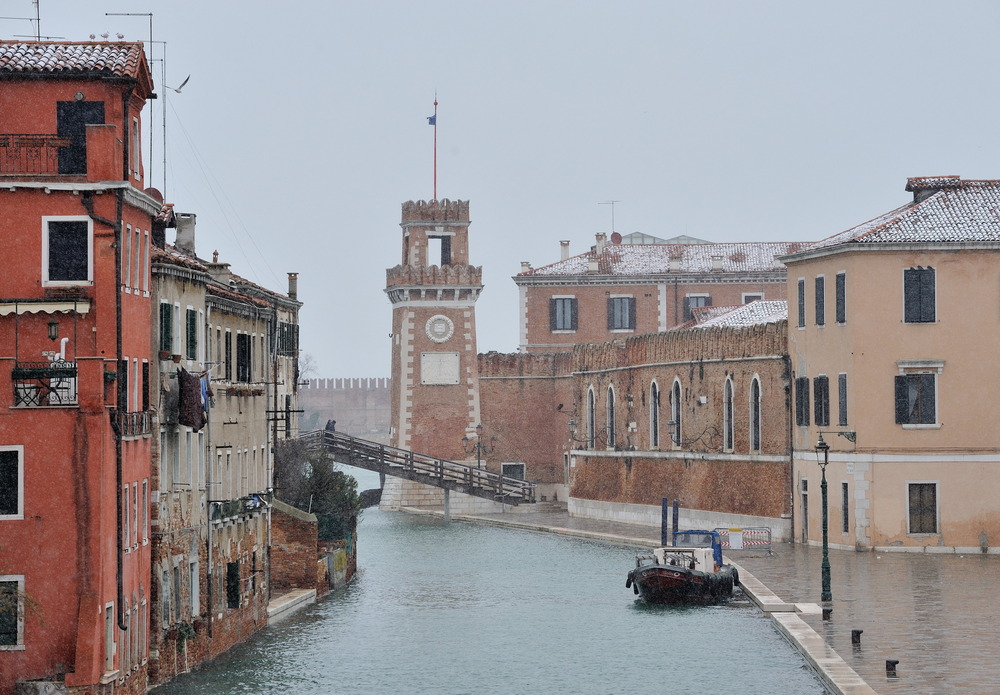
xmin=0 ymin=41 xmax=157 ymax=694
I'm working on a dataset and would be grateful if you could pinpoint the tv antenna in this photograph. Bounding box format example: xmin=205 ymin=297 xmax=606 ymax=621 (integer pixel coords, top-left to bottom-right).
xmin=599 ymin=200 xmax=621 ymax=234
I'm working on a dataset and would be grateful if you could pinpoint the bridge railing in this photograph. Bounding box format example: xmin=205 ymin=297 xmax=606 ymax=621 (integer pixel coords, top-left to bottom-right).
xmin=300 ymin=429 xmax=536 ymax=504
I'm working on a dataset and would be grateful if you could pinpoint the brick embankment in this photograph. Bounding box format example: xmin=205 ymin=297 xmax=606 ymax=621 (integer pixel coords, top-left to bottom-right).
xmin=400 ymin=506 xmax=877 ymax=695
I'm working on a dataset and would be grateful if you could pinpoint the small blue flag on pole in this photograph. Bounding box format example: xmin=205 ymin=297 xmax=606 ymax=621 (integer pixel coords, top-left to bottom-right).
xmin=427 ymin=114 xmax=436 ymax=126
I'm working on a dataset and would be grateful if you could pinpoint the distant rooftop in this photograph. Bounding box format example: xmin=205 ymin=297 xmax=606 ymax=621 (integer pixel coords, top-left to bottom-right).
xmin=688 ymin=300 xmax=788 ymax=328
xmin=801 ymin=176 xmax=1000 ymax=253
xmin=520 ymin=241 xmax=807 ymax=277
xmin=619 ymin=232 xmax=713 ymax=245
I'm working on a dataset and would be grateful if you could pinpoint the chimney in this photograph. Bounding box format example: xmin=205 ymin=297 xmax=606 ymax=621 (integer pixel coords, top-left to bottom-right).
xmin=588 ymin=257 xmax=600 ymax=273
xmin=905 ymin=175 xmax=962 ymax=203
xmin=595 ymin=233 xmax=607 ymax=255
xmin=520 ymin=261 xmax=533 ymax=273
xmin=287 ymin=272 xmax=298 ymax=300
xmin=669 ymin=257 xmax=682 ymax=272
xmin=175 ymin=212 xmax=196 ymax=256
xmin=560 ymin=240 xmax=570 ymax=260
xmin=711 ymin=255 xmax=724 ymax=272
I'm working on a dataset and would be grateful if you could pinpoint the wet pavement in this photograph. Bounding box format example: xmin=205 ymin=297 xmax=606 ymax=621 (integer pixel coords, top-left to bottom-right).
xmin=428 ymin=505 xmax=1000 ymax=695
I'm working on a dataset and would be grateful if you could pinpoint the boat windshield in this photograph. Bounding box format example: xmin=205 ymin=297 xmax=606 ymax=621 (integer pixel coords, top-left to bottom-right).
xmin=674 ymin=531 xmax=714 ymax=547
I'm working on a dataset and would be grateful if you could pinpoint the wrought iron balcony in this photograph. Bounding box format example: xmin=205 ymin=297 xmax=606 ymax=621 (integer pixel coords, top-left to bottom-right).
xmin=0 ymin=134 xmax=73 ymax=176
xmin=112 ymin=410 xmax=153 ymax=438
xmin=12 ymin=360 xmax=78 ymax=407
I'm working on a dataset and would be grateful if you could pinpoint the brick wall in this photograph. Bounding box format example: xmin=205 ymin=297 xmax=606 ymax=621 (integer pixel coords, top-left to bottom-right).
xmin=271 ymin=500 xmax=319 ymax=592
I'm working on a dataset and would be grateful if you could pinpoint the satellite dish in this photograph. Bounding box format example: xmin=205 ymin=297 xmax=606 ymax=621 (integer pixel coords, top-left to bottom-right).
xmin=611 ymin=232 xmax=622 ymax=245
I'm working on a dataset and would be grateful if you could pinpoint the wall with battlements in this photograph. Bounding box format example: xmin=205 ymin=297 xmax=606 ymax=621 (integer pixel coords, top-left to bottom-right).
xmin=299 ymin=378 xmax=390 ymax=443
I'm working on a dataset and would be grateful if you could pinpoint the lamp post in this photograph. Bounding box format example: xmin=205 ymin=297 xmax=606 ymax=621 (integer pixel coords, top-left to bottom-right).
xmin=815 ymin=433 xmax=832 ymax=602
xmin=462 ymin=424 xmax=496 ymax=469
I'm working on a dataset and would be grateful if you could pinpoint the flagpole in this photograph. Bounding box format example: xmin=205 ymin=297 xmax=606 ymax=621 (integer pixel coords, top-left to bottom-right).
xmin=433 ymin=97 xmax=438 ymax=200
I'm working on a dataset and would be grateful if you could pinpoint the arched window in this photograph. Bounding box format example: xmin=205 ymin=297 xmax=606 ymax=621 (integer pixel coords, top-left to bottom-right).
xmin=750 ymin=377 xmax=762 ymax=452
xmin=724 ymin=378 xmax=734 ymax=451
xmin=606 ymin=386 xmax=616 ymax=448
xmin=670 ymin=380 xmax=682 ymax=446
xmin=587 ymin=388 xmax=596 ymax=449
xmin=650 ymin=381 xmax=660 ymax=448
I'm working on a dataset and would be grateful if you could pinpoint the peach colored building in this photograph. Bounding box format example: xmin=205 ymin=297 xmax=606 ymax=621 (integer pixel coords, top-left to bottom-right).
xmin=514 ymin=234 xmax=807 ymax=352
xmin=784 ymin=176 xmax=1000 ymax=553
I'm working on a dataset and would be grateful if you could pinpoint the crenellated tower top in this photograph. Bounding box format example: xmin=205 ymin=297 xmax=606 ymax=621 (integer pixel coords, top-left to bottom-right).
xmin=399 ymin=198 xmax=471 ymax=267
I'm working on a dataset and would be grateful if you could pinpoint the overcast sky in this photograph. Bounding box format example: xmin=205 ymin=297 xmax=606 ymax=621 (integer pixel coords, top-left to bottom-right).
xmin=15 ymin=1 xmax=1000 ymax=377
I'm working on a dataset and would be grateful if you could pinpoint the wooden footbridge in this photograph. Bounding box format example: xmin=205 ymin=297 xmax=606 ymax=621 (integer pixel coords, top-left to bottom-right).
xmin=299 ymin=429 xmax=536 ymax=506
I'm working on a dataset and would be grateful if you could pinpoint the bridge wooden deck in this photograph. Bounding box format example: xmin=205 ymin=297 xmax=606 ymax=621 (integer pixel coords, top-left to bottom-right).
xmin=300 ymin=429 xmax=536 ymax=505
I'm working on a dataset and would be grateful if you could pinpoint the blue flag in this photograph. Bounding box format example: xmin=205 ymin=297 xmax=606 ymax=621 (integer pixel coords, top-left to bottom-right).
xmin=427 ymin=114 xmax=436 ymax=126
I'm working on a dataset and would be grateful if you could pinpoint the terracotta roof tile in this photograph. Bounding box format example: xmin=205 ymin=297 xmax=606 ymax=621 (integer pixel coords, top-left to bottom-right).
xmin=0 ymin=41 xmax=147 ymax=79
xmin=689 ymin=300 xmax=788 ymax=328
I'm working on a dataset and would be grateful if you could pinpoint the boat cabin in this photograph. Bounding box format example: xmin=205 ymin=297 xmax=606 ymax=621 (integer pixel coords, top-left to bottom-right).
xmin=647 ymin=546 xmax=717 ymax=572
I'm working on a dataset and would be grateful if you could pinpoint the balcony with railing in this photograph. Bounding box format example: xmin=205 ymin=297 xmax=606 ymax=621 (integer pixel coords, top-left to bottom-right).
xmin=209 ymin=491 xmax=272 ymax=523
xmin=0 ymin=134 xmax=73 ymax=176
xmin=12 ymin=360 xmax=78 ymax=407
xmin=112 ymin=410 xmax=153 ymax=438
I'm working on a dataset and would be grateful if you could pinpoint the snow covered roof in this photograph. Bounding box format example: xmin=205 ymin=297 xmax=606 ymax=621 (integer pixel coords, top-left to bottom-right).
xmin=521 ymin=241 xmax=807 ymax=277
xmin=0 ymin=41 xmax=149 ymax=80
xmin=804 ymin=176 xmax=1000 ymax=252
xmin=688 ymin=301 xmax=788 ymax=328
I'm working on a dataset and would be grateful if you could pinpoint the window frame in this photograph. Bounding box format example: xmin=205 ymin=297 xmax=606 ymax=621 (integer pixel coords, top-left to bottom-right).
xmin=796 ymin=278 xmax=805 ymax=328
xmin=814 ymin=275 xmax=825 ymax=326
xmin=894 ymin=361 xmax=942 ymax=428
xmin=838 ymin=373 xmax=848 ymax=427
xmin=907 ymin=481 xmax=938 ymax=534
xmin=0 ymin=575 xmax=25 ymax=650
xmin=0 ymin=447 xmax=24 ymax=521
xmin=42 ymin=216 xmax=94 ymax=287
xmin=903 ymin=267 xmax=936 ymax=324
xmin=794 ymin=376 xmax=810 ymax=426
xmin=813 ymin=375 xmax=830 ymax=427
xmin=749 ymin=377 xmax=761 ymax=452
xmin=607 ymin=295 xmax=636 ymax=331
xmin=835 ymin=271 xmax=846 ymax=324
xmin=670 ymin=379 xmax=683 ymax=446
xmin=606 ymin=386 xmax=616 ymax=448
xmin=549 ymin=296 xmax=578 ymax=332
xmin=723 ymin=378 xmax=734 ymax=451
xmin=682 ymin=294 xmax=710 ymax=322
xmin=650 ymin=381 xmax=660 ymax=448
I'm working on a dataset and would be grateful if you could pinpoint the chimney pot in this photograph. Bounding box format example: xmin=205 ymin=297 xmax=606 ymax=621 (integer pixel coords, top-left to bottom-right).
xmin=175 ymin=213 xmax=196 ymax=256
xmin=287 ymin=272 xmax=298 ymax=300
xmin=560 ymin=240 xmax=570 ymax=260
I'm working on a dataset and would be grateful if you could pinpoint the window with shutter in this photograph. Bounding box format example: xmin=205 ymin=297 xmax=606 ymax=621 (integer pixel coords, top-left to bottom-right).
xmin=815 ymin=276 xmax=825 ymax=326
xmin=607 ymin=296 xmax=635 ymax=330
xmin=186 ymin=309 xmax=198 ymax=360
xmin=838 ymin=373 xmax=848 ymax=426
xmin=797 ymin=279 xmax=805 ymax=327
xmin=795 ymin=377 xmax=810 ymax=426
xmin=683 ymin=295 xmax=710 ymax=322
xmin=813 ymin=375 xmax=829 ymax=427
xmin=159 ymin=303 xmax=172 ymax=352
xmin=835 ymin=272 xmax=846 ymax=324
xmin=550 ymin=297 xmax=577 ymax=331
xmin=903 ymin=267 xmax=935 ymax=323
xmin=895 ymin=373 xmax=936 ymax=425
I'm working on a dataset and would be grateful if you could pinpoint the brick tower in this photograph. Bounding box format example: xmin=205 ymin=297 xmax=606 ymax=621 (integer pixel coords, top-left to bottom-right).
xmin=382 ymin=199 xmax=487 ymax=509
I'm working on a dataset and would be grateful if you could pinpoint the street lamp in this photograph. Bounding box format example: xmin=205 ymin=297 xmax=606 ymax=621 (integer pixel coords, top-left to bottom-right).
xmin=462 ymin=424 xmax=496 ymax=469
xmin=815 ymin=433 xmax=832 ymax=602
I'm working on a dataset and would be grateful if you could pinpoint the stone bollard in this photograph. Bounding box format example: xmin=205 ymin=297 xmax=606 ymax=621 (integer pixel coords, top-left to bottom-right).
xmin=886 ymin=659 xmax=899 ymax=677
xmin=851 ymin=629 xmax=863 ymax=644
xmin=822 ymin=607 xmax=833 ymax=621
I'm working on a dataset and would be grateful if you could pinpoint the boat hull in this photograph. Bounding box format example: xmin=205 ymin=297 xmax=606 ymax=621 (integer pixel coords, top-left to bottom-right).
xmin=626 ymin=564 xmax=737 ymax=604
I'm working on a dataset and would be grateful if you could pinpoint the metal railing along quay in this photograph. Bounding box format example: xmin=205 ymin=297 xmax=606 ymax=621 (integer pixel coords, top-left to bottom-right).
xmin=299 ymin=429 xmax=536 ymax=505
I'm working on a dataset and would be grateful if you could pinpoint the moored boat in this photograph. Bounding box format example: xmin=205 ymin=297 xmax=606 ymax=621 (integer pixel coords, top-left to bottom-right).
xmin=625 ymin=530 xmax=739 ymax=604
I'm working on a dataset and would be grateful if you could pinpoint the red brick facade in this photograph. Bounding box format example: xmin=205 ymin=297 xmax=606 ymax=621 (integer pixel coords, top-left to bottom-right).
xmin=270 ymin=501 xmax=319 ymax=593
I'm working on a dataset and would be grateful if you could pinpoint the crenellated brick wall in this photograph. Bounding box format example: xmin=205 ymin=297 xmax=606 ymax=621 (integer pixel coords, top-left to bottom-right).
xmin=299 ymin=377 xmax=390 ymax=442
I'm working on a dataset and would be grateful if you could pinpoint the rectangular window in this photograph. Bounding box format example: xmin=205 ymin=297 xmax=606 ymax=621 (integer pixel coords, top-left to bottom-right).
xmin=226 ymin=561 xmax=240 ymax=609
xmin=742 ymin=293 xmax=763 ymax=304
xmin=236 ymin=333 xmax=252 ymax=382
xmin=142 ymin=480 xmax=149 ymax=542
xmin=841 ymin=482 xmax=850 ymax=534
xmin=682 ymin=294 xmax=711 ymax=322
xmin=224 ymin=332 xmax=233 ymax=381
xmin=895 ymin=373 xmax=936 ymax=425
xmin=122 ymin=483 xmax=130 ymax=548
xmin=142 ymin=361 xmax=150 ymax=411
xmin=814 ymin=276 xmax=825 ymax=326
xmin=908 ymin=482 xmax=938 ymax=533
xmin=105 ymin=603 xmax=114 ymax=670
xmin=131 ymin=117 xmax=141 ymax=178
xmin=813 ymin=375 xmax=829 ymax=427
xmin=502 ymin=463 xmax=526 ymax=480
xmin=0 ymin=576 xmax=24 ymax=648
xmin=159 ymin=303 xmax=172 ymax=353
xmin=172 ymin=565 xmax=181 ymax=620
xmin=123 ymin=224 xmax=132 ymax=289
xmin=117 ymin=358 xmax=129 ymax=411
xmin=161 ymin=570 xmax=170 ymax=625
xmin=0 ymin=448 xmax=22 ymax=519
xmin=43 ymin=217 xmax=92 ymax=285
xmin=186 ymin=309 xmax=197 ymax=360
xmin=133 ymin=228 xmax=141 ymax=291
xmin=838 ymin=373 xmax=848 ymax=426
xmin=132 ymin=483 xmax=138 ymax=547
xmin=797 ymin=278 xmax=805 ymax=327
xmin=795 ymin=376 xmax=810 ymax=426
xmin=836 ymin=272 xmax=846 ymax=324
xmin=904 ymin=267 xmax=935 ymax=323
xmin=142 ymin=230 xmax=151 ymax=293
xmin=607 ymin=296 xmax=636 ymax=330
xmin=189 ymin=559 xmax=200 ymax=616
xmin=549 ymin=297 xmax=578 ymax=331
xmin=277 ymin=322 xmax=299 ymax=356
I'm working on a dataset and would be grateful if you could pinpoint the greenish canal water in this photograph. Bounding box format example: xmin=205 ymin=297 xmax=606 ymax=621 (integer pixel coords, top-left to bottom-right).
xmin=155 ymin=505 xmax=826 ymax=694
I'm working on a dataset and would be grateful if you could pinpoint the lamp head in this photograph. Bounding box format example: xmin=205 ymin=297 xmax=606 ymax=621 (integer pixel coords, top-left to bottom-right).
xmin=47 ymin=317 xmax=59 ymax=341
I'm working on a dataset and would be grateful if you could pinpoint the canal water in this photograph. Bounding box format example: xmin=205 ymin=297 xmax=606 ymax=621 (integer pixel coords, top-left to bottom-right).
xmin=155 ymin=482 xmax=826 ymax=694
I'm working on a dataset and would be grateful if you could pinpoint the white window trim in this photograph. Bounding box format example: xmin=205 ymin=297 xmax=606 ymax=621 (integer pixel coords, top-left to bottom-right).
xmin=749 ymin=375 xmax=762 ymax=453
xmin=649 ymin=380 xmax=660 ymax=449
xmin=723 ymin=377 xmax=735 ymax=452
xmin=0 ymin=574 xmax=25 ymax=650
xmin=742 ymin=292 xmax=764 ymax=304
xmin=896 ymin=361 xmax=943 ymax=429
xmin=0 ymin=446 xmax=24 ymax=521
xmin=42 ymin=216 xmax=94 ymax=287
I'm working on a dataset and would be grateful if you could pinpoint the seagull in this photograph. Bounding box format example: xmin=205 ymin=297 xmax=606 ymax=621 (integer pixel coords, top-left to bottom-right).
xmin=100 ymin=32 xmax=109 ymax=39
xmin=165 ymin=74 xmax=191 ymax=93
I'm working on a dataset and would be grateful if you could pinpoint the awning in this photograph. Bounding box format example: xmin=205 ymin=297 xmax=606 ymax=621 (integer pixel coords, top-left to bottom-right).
xmin=0 ymin=300 xmax=91 ymax=316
